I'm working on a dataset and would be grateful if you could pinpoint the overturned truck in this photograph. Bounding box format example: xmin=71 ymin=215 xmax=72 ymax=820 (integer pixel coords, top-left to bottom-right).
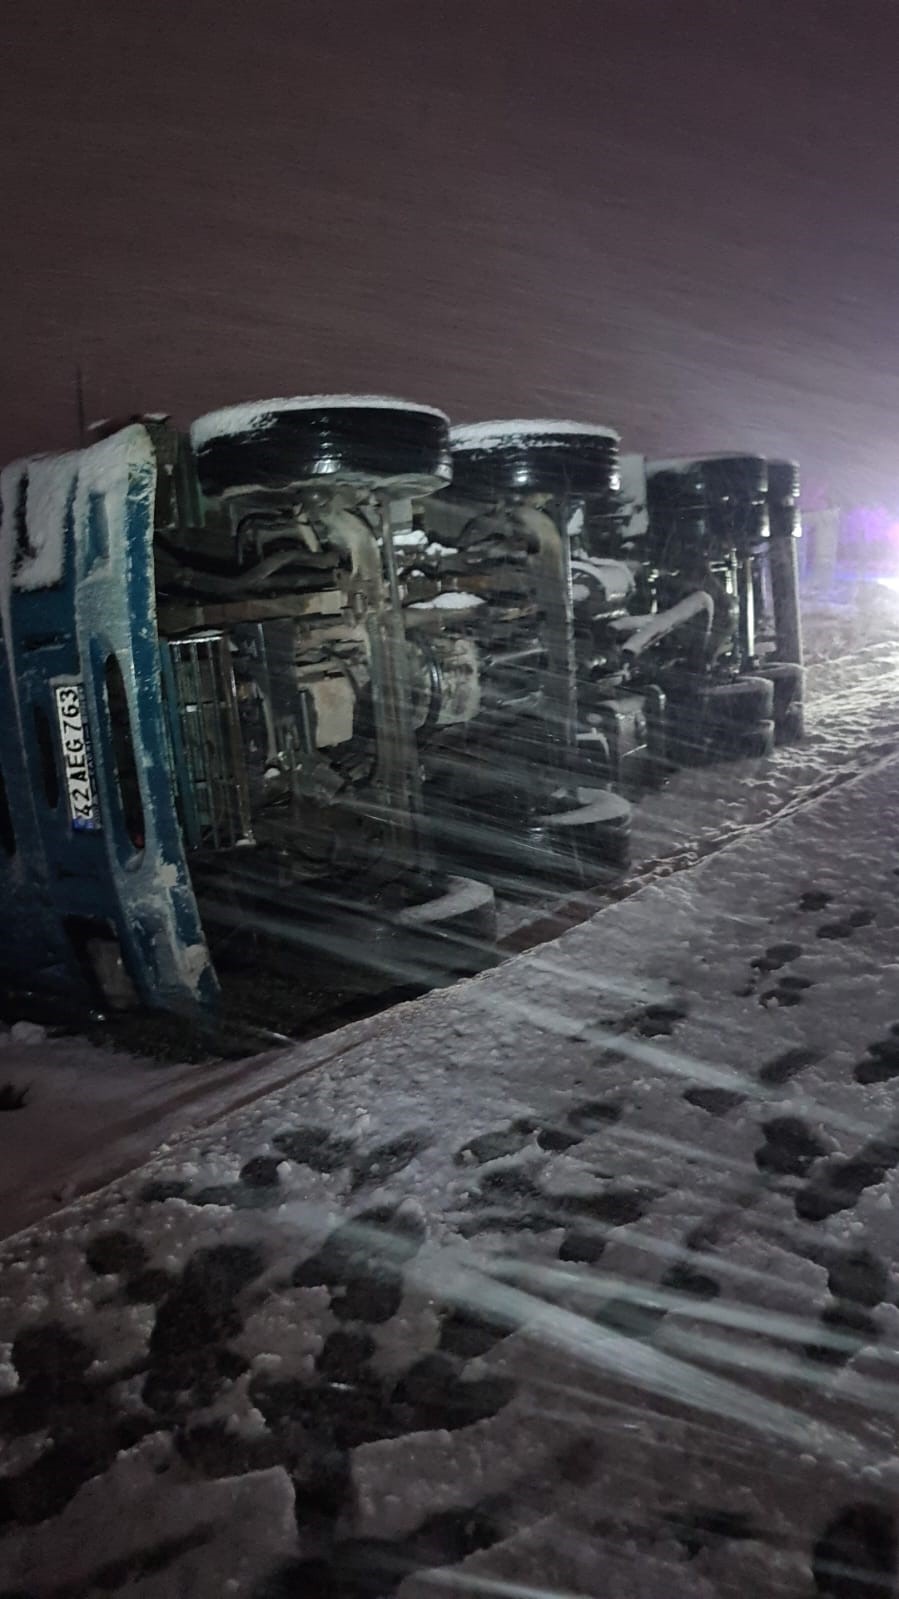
xmin=0 ymin=398 xmax=804 ymax=1025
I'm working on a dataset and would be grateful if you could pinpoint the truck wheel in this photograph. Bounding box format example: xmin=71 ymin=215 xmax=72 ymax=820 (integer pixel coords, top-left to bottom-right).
xmin=395 ymin=876 xmax=497 ymax=975
xmin=704 ymin=675 xmax=775 ymax=729
xmin=191 ymin=398 xmax=452 ymax=502
xmin=668 ymin=678 xmax=774 ymax=767
xmin=711 ymin=718 xmax=776 ymax=761
xmin=759 ymin=661 xmax=804 ymax=743
xmin=447 ymin=421 xmax=620 ymax=501
xmin=538 ymin=787 xmax=632 ymax=870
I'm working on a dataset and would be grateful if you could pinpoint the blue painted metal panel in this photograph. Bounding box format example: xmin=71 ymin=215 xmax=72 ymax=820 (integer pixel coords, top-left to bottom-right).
xmin=0 ymin=426 xmax=218 ymax=1014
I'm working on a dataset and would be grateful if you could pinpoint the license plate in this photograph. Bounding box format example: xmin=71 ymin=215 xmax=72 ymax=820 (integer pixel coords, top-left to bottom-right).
xmin=54 ymin=682 xmax=101 ymax=831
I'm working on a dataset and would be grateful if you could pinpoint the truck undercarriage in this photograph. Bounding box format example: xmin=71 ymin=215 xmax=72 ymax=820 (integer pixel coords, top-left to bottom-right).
xmin=0 ymin=396 xmax=804 ymax=1031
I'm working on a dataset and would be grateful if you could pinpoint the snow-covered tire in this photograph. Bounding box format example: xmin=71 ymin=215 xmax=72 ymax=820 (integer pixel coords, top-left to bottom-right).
xmin=711 ymin=718 xmax=776 ymax=762
xmin=704 ymin=676 xmax=774 ymax=729
xmin=759 ymin=661 xmax=804 ymax=743
xmin=447 ymin=421 xmax=620 ymax=501
xmin=665 ymin=677 xmax=772 ymax=767
xmin=396 ymin=874 xmax=495 ymax=940
xmin=192 ymin=399 xmax=452 ymax=501
xmin=538 ymin=787 xmax=632 ymax=869
xmin=395 ymin=875 xmax=497 ymax=975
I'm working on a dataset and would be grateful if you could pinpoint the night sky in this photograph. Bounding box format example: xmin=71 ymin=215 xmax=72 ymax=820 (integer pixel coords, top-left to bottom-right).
xmin=2 ymin=0 xmax=899 ymax=500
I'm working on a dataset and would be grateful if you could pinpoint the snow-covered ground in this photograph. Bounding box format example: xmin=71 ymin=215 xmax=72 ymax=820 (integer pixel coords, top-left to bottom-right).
xmin=0 ymin=1033 xmax=360 ymax=1242
xmin=2 ymin=599 xmax=899 ymax=1595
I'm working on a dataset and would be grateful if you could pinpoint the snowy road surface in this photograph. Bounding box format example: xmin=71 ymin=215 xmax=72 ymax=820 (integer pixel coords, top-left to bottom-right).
xmin=2 ymin=652 xmax=899 ymax=1593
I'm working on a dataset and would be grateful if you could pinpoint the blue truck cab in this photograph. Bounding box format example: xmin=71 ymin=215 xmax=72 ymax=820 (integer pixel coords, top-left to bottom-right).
xmin=0 ymin=421 xmax=219 ymax=1015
